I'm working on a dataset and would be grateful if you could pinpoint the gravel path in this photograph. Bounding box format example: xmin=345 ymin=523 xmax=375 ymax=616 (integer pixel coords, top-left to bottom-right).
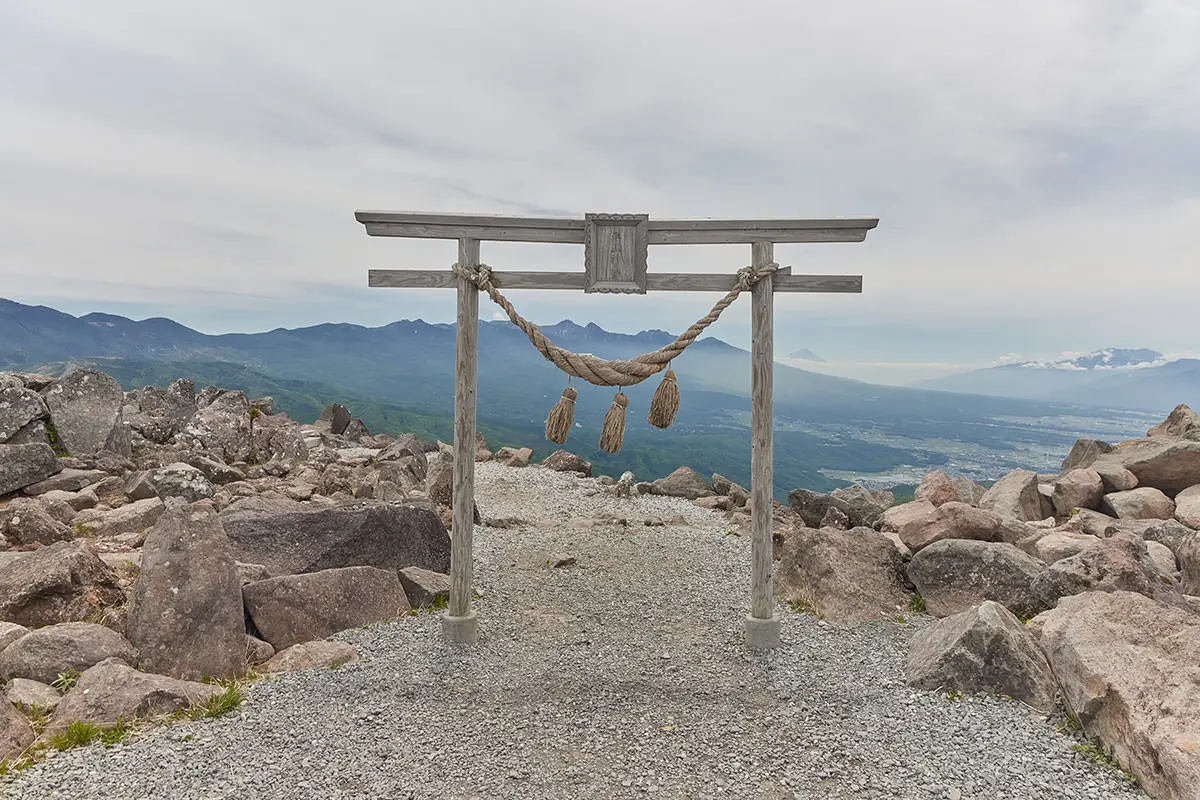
xmin=3 ymin=463 xmax=1147 ymax=799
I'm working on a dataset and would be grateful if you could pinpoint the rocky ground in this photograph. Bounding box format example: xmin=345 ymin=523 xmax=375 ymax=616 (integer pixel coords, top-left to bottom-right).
xmin=1 ymin=462 xmax=1150 ymax=799
xmin=1 ymin=366 xmax=1198 ymax=799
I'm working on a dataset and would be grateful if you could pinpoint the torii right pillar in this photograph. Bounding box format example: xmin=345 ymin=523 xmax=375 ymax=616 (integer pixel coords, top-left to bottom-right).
xmin=746 ymin=240 xmax=781 ymax=649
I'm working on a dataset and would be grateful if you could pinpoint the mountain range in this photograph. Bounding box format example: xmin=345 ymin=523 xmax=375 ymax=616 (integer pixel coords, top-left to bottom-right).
xmin=0 ymin=298 xmax=1162 ymax=494
xmin=915 ymin=348 xmax=1199 ymax=412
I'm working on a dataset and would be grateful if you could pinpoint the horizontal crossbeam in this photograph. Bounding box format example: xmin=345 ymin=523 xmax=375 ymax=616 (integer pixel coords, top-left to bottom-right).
xmin=355 ymin=211 xmax=878 ymax=245
xmin=367 ymin=268 xmax=862 ymax=293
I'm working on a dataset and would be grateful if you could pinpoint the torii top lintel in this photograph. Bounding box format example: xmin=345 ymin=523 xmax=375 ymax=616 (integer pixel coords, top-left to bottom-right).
xmin=357 ymin=210 xmax=876 ymax=295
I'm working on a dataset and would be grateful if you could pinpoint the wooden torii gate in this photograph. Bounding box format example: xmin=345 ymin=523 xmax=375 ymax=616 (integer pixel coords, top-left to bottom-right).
xmin=356 ymin=211 xmax=878 ymax=649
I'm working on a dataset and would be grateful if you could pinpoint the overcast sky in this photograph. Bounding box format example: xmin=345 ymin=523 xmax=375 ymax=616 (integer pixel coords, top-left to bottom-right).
xmin=2 ymin=1 xmax=1197 ymax=384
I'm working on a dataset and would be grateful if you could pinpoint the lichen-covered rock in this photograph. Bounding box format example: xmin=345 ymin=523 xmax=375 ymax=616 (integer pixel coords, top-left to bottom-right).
xmin=124 ymin=379 xmax=196 ymax=445
xmin=71 ymin=497 xmax=165 ymax=539
xmin=40 ymin=368 xmax=129 ymax=456
xmin=145 ymin=462 xmax=216 ymax=502
xmin=181 ymin=390 xmax=252 ymax=463
xmin=0 ymin=442 xmax=62 ymax=497
xmin=0 ymin=498 xmax=72 ymax=546
xmin=907 ymin=600 xmax=1057 ymax=712
xmin=0 ymin=387 xmax=48 ymax=444
xmin=0 ymin=541 xmax=125 ymax=627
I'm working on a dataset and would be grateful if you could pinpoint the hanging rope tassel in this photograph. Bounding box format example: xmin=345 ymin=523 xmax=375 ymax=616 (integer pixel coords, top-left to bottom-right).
xmin=598 ymin=391 xmax=629 ymax=453
xmin=646 ymin=369 xmax=679 ymax=429
xmin=544 ymin=386 xmax=578 ymax=444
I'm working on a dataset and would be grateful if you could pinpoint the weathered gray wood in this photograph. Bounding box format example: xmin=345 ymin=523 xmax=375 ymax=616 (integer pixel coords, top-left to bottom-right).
xmin=446 ymin=237 xmax=480 ymax=642
xmin=749 ymin=241 xmax=778 ymax=636
xmin=584 ymin=213 xmax=649 ymax=293
xmin=369 ymin=269 xmax=861 ymax=294
xmin=356 ymin=210 xmax=878 ymax=245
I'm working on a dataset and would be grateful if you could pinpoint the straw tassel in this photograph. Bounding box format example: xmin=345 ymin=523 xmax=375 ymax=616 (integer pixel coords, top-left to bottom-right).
xmin=598 ymin=391 xmax=629 ymax=453
xmin=544 ymin=386 xmax=578 ymax=444
xmin=647 ymin=369 xmax=679 ymax=429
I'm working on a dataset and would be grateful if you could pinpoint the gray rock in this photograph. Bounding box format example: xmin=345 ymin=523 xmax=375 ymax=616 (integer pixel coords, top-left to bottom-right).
xmin=1146 ymin=403 xmax=1200 ymax=441
xmin=1102 ymin=486 xmax=1175 ymax=520
xmin=5 ymin=678 xmax=61 ymax=712
xmin=0 ymin=442 xmax=62 ymax=497
xmin=262 ymin=640 xmax=358 ymax=673
xmin=71 ymin=496 xmax=166 ymax=539
xmin=773 ymin=526 xmax=912 ymax=625
xmin=316 ymin=404 xmax=352 ymax=436
xmin=1173 ymin=484 xmax=1200 ymax=529
xmin=1060 ymin=438 xmax=1115 ymax=472
xmin=650 ymin=467 xmax=713 ymax=500
xmin=541 ymin=450 xmax=593 ymax=477
xmin=1024 ymin=531 xmax=1101 ymax=563
xmin=0 ymin=387 xmax=48 ymax=444
xmin=46 ymin=657 xmax=222 ymax=733
xmin=236 ymin=562 xmax=273 ymax=585
xmin=0 ymin=698 xmax=34 ymax=765
xmin=398 ymin=566 xmax=451 ymax=608
xmin=907 ymin=539 xmax=1051 ymax=619
xmin=185 ymin=454 xmax=244 ymax=485
xmin=1041 ymin=591 xmax=1200 ymax=799
xmin=788 ymin=489 xmax=856 ymax=529
xmin=0 ymin=541 xmax=125 ymax=627
xmin=145 ymin=462 xmax=216 ymax=502
xmin=20 ymin=467 xmax=107 ymax=495
xmin=342 ymin=418 xmax=370 ymax=442
xmin=245 ymin=635 xmax=275 ymax=665
xmin=40 ymin=368 xmax=129 ymax=456
xmin=818 ymin=505 xmax=850 ymax=530
xmin=196 ymin=385 xmax=225 ymax=409
xmin=250 ymin=412 xmax=309 ymax=467
xmin=1031 ymin=533 xmax=1179 ymax=606
xmin=1177 ymin=532 xmax=1200 ymax=595
xmin=1051 ymin=468 xmax=1103 ymax=517
xmin=906 ymin=600 xmax=1057 ymax=712
xmin=831 ymin=484 xmax=892 ymax=526
xmin=181 ymin=390 xmax=252 ymax=463
xmin=0 ymin=622 xmax=135 ymax=684
xmin=0 ymin=498 xmax=72 ymax=546
xmin=243 ymin=566 xmax=409 ymax=650
xmin=979 ymin=469 xmax=1044 ymax=521
xmin=1105 ymin=518 xmax=1197 ymax=559
xmin=126 ymin=506 xmax=246 ymax=681
xmin=125 ymin=380 xmax=196 ymax=445
xmin=0 ymin=622 xmax=29 ymax=655
xmin=493 ymin=446 xmax=533 ymax=467
xmin=220 ymin=497 xmax=451 ymax=577
xmin=1145 ymin=540 xmax=1177 ymax=577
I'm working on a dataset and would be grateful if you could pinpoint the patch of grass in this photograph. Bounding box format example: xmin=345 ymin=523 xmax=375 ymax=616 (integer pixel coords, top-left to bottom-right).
xmin=186 ymin=680 xmax=245 ymax=720
xmin=1071 ymin=741 xmax=1138 ymax=783
xmin=50 ymin=669 xmax=80 ymax=693
xmin=945 ymin=689 xmax=965 ymax=702
xmin=906 ymin=592 xmax=926 ymax=614
xmin=893 ymin=613 xmax=909 ymax=625
xmin=47 ymin=720 xmax=101 ymax=750
xmin=16 ymin=704 xmax=52 ymax=737
xmin=785 ymin=596 xmax=822 ymax=618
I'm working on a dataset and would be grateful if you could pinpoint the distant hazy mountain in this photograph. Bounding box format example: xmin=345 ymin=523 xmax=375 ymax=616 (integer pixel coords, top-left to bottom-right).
xmin=786 ymin=348 xmax=825 ymax=362
xmin=0 ymin=299 xmax=1159 ymax=491
xmin=916 ymin=347 xmax=1197 ymax=413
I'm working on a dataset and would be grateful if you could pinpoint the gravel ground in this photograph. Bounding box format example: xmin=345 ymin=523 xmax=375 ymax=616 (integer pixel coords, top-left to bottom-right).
xmin=3 ymin=463 xmax=1147 ymax=800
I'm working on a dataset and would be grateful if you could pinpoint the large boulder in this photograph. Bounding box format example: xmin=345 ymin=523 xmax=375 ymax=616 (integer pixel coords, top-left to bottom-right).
xmin=0 ymin=498 xmax=72 ymax=546
xmin=906 ymin=600 xmax=1057 ymax=712
xmin=1040 ymin=591 xmax=1200 ymax=800
xmin=0 ymin=622 xmax=28 ymax=654
xmin=1060 ymin=438 xmax=1115 ymax=472
xmin=21 ymin=467 xmax=107 ymax=495
xmin=1031 ymin=533 xmax=1179 ymax=606
xmin=124 ymin=379 xmax=196 ymax=445
xmin=1102 ymin=487 xmax=1175 ymax=520
xmin=830 ymin=484 xmax=892 ymax=526
xmin=181 ymin=390 xmax=252 ymax=463
xmin=1105 ymin=518 xmax=1196 ymax=559
xmin=914 ymin=471 xmax=980 ymax=507
xmin=40 ymin=368 xmax=129 ymax=456
xmin=541 ymin=450 xmax=592 ymax=477
xmin=46 ymin=657 xmax=222 ymax=734
xmin=0 ymin=699 xmax=34 ymax=765
xmin=773 ymin=526 xmax=911 ymax=625
xmin=1023 ymin=531 xmax=1101 ymax=564
xmin=126 ymin=506 xmax=246 ymax=681
xmin=1108 ymin=439 xmax=1200 ymax=495
xmin=1147 ymin=403 xmax=1200 ymax=441
xmin=787 ymin=489 xmax=856 ymax=529
xmin=978 ymin=469 xmax=1044 ymax=521
xmin=649 ymin=467 xmax=712 ymax=500
xmin=143 ymin=462 xmax=216 ymax=503
xmin=219 ymin=497 xmax=451 ymax=576
xmin=0 ymin=622 xmax=135 ymax=684
xmin=1092 ymin=460 xmax=1139 ymax=493
xmin=251 ymin=412 xmax=309 ymax=467
xmin=0 ymin=442 xmax=61 ymax=497
xmin=0 ymin=541 xmax=124 ymax=627
xmin=398 ymin=566 xmax=450 ymax=608
xmin=1173 ymin=484 xmax=1200 ymax=529
xmin=243 ymin=566 xmax=409 ymax=650
xmin=71 ymin=496 xmax=166 ymax=539
xmin=907 ymin=540 xmax=1050 ymax=619
xmin=0 ymin=387 xmax=49 ymax=444
xmin=877 ymin=500 xmax=937 ymax=533
xmin=315 ymin=403 xmax=352 ymax=436
xmin=896 ymin=501 xmax=1011 ymax=552
xmin=1050 ymin=468 xmax=1103 ymax=516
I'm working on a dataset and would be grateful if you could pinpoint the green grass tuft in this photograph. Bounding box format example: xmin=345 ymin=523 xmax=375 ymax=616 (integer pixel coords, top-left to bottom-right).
xmin=906 ymin=592 xmax=926 ymax=614
xmin=50 ymin=669 xmax=80 ymax=693
xmin=1071 ymin=741 xmax=1138 ymax=783
xmin=186 ymin=680 xmax=245 ymax=720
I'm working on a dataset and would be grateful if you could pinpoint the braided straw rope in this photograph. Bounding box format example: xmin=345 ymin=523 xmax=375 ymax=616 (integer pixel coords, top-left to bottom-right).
xmin=451 ymin=262 xmax=779 ymax=387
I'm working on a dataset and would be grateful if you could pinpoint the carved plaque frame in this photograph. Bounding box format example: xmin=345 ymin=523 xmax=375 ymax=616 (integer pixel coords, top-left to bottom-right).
xmin=583 ymin=213 xmax=649 ymax=294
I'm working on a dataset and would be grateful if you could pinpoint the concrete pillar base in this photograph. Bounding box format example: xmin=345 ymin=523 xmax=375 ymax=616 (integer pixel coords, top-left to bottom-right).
xmin=441 ymin=612 xmax=479 ymax=644
xmin=745 ymin=614 xmax=781 ymax=650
